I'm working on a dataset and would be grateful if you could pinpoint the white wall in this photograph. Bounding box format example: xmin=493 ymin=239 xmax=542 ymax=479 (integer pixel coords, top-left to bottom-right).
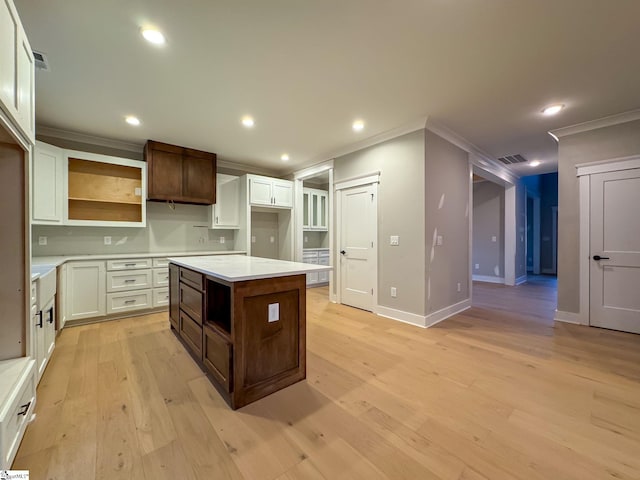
xmin=333 ymin=130 xmax=427 ymax=316
xmin=472 ymin=181 xmax=505 ymax=279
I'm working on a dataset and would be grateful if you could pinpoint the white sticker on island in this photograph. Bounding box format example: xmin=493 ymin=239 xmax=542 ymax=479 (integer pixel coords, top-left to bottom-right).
xmin=268 ymin=303 xmax=279 ymax=322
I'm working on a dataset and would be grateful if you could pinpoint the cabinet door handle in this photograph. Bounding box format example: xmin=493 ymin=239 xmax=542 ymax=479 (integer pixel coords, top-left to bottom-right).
xmin=36 ymin=311 xmax=43 ymax=328
xmin=47 ymin=306 xmax=54 ymax=324
xmin=124 ymin=299 xmax=136 ymax=305
xmin=17 ymin=401 xmax=31 ymax=416
xmin=215 ymin=216 xmax=219 ymax=224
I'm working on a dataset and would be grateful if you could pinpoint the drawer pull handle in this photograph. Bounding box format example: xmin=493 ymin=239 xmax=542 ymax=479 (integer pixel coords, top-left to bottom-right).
xmin=124 ymin=263 xmax=136 ymax=267
xmin=124 ymin=299 xmax=136 ymax=304
xmin=17 ymin=401 xmax=31 ymax=416
xmin=124 ymin=279 xmax=136 ymax=283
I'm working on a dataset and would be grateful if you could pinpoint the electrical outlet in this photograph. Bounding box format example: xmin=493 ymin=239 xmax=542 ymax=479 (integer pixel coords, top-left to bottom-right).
xmin=390 ymin=235 xmax=399 ymax=246
xmin=436 ymin=235 xmax=443 ymax=246
xmin=268 ymin=303 xmax=280 ymax=322
xmin=390 ymin=287 xmax=397 ymax=298
xmin=457 ymin=282 xmax=461 ymax=292
xmin=251 ymin=236 xmax=256 ymax=243
xmin=104 ymin=236 xmax=112 ymax=245
xmin=38 ymin=236 xmax=47 ymax=246
xmin=270 ymin=236 xmax=275 ymax=243
xmin=304 ymin=236 xmax=308 ymax=243
xmin=491 ymin=235 xmax=497 ymax=242
xmin=219 ymin=236 xmax=225 ymax=244
xmin=475 ymin=263 xmax=479 ymax=270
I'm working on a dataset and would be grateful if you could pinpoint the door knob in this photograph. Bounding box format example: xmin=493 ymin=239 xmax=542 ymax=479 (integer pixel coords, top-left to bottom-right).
xmin=340 ymin=250 xmax=346 ymax=255
xmin=593 ymin=255 xmax=610 ymax=261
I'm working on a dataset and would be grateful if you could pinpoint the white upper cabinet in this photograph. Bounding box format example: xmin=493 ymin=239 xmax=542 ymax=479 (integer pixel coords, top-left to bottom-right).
xmin=303 ymin=187 xmax=328 ymax=231
xmin=0 ymin=0 xmax=35 ymax=144
xmin=248 ymin=174 xmax=293 ymax=208
xmin=32 ymin=141 xmax=64 ymax=224
xmin=211 ymin=173 xmax=240 ymax=228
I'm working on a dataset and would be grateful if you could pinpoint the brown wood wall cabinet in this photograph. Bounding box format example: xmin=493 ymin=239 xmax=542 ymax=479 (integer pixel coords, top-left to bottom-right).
xmin=145 ymin=140 xmax=217 ymax=205
xmin=170 ymin=264 xmax=306 ymax=409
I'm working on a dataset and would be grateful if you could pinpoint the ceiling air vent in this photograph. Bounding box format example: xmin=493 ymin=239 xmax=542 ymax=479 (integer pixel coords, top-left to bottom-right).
xmin=497 ymin=154 xmax=527 ymax=165
xmin=33 ymin=50 xmax=50 ymax=71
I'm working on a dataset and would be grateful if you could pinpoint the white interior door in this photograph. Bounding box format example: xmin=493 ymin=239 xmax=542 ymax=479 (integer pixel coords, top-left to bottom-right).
xmin=590 ymin=168 xmax=640 ymax=333
xmin=339 ymin=184 xmax=376 ymax=311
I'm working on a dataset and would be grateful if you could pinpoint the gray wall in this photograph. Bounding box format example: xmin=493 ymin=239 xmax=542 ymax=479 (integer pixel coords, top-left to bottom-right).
xmin=472 ymin=181 xmax=505 ymax=278
xmin=32 ymin=202 xmax=236 ymax=256
xmin=424 ymin=130 xmax=470 ymax=313
xmin=303 ymin=231 xmax=329 ymax=249
xmin=250 ymin=211 xmax=279 ymax=259
xmin=334 ymin=130 xmax=426 ymax=315
xmin=557 ymin=119 xmax=640 ymax=313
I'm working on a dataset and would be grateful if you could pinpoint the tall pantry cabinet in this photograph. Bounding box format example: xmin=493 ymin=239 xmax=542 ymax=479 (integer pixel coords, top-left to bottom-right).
xmin=0 ymin=0 xmax=37 ymax=469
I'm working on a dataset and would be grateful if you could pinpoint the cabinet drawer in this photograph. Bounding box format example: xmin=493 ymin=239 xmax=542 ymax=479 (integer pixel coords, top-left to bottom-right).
xmin=318 ymin=249 xmax=330 ymax=259
xmin=203 ymin=326 xmax=232 ymax=392
xmin=106 ymin=258 xmax=152 ymax=271
xmin=180 ymin=311 xmax=202 ymax=359
xmin=302 ymin=253 xmax=318 ymax=262
xmin=153 ymin=287 xmax=169 ymax=307
xmin=153 ymin=268 xmax=169 ymax=287
xmin=180 ymin=282 xmax=203 ymax=324
xmin=106 ymin=289 xmax=152 ymax=314
xmin=1 ymin=364 xmax=35 ymax=468
xmin=106 ymin=270 xmax=152 ymax=293
xmin=180 ymin=267 xmax=203 ymax=290
xmin=153 ymin=257 xmax=169 ymax=268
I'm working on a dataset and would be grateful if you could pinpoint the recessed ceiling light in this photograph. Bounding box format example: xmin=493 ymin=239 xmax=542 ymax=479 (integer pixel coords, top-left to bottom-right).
xmin=241 ymin=116 xmax=255 ymax=128
xmin=352 ymin=120 xmax=365 ymax=132
xmin=125 ymin=115 xmax=141 ymax=126
xmin=281 ymin=153 xmax=290 ymax=161
xmin=529 ymin=160 xmax=541 ymax=167
xmin=141 ymin=28 xmax=166 ymax=45
xmin=542 ymin=104 xmax=564 ymax=116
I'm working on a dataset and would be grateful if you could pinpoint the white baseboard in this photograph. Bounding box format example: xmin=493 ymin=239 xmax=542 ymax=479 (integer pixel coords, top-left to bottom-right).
xmin=376 ymin=305 xmax=427 ymax=328
xmin=472 ymin=275 xmax=504 ymax=284
xmin=424 ymin=298 xmax=472 ymax=328
xmin=515 ymin=275 xmax=528 ymax=285
xmin=554 ymin=309 xmax=588 ymax=326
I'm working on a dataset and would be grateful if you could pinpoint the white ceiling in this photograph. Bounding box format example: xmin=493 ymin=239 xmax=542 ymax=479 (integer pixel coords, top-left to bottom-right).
xmin=15 ymin=0 xmax=640 ymax=176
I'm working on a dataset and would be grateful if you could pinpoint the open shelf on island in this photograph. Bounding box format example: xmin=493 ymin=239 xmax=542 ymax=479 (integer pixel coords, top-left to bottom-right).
xmin=206 ymin=278 xmax=231 ymax=337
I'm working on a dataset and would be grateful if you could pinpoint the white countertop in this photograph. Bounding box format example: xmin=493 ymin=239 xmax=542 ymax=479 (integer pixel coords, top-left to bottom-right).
xmin=169 ymin=255 xmax=332 ymax=282
xmin=32 ymin=250 xmax=246 ymax=269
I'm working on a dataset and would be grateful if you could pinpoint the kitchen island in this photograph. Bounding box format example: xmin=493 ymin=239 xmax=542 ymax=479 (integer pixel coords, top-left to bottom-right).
xmin=168 ymin=255 xmax=331 ymax=409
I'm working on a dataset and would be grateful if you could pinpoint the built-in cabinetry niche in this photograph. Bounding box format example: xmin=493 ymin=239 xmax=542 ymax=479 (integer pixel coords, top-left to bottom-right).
xmin=67 ymin=157 xmax=143 ymax=223
xmin=31 ymin=141 xmax=147 ymax=227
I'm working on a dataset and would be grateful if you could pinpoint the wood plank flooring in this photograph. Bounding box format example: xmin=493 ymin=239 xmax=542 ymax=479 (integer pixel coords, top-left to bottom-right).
xmin=14 ymin=280 xmax=640 ymax=479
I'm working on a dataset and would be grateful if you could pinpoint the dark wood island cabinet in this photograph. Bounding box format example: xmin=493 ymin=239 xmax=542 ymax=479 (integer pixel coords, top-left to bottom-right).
xmin=167 ymin=255 xmax=331 ymax=409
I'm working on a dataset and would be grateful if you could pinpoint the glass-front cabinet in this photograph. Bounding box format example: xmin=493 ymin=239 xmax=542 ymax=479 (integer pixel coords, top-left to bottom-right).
xmin=303 ymin=187 xmax=328 ymax=231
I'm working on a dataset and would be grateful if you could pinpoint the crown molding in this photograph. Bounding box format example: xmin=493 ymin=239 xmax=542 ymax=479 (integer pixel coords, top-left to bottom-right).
xmin=550 ymin=109 xmax=640 ymax=138
xmin=425 ymin=119 xmax=518 ymax=184
xmin=301 ymin=115 xmax=429 ymax=167
xmin=36 ymin=124 xmax=144 ymax=152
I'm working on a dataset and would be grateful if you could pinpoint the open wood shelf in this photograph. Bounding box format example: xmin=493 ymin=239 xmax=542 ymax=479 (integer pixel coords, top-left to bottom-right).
xmin=67 ymin=157 xmax=144 ymax=223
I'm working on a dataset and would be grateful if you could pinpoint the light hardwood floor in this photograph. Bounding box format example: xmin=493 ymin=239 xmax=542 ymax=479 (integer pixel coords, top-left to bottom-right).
xmin=14 ymin=280 xmax=640 ymax=479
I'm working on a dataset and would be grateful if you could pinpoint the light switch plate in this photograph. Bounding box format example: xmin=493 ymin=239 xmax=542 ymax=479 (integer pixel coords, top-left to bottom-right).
xmin=220 ymin=236 xmax=225 ymax=244
xmin=251 ymin=236 xmax=256 ymax=243
xmin=491 ymin=236 xmax=497 ymax=242
xmin=268 ymin=303 xmax=279 ymax=322
xmin=436 ymin=235 xmax=443 ymax=246
xmin=390 ymin=235 xmax=399 ymax=246
xmin=38 ymin=236 xmax=47 ymax=246
xmin=270 ymin=236 xmax=275 ymax=243
xmin=104 ymin=236 xmax=112 ymax=245
xmin=134 ymin=187 xmax=142 ymax=196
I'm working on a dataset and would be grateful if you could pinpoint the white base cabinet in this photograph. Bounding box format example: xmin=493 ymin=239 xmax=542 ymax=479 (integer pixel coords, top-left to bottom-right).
xmin=66 ymin=261 xmax=106 ymax=322
xmin=0 ymin=358 xmax=36 ymax=469
xmin=303 ymin=249 xmax=330 ymax=286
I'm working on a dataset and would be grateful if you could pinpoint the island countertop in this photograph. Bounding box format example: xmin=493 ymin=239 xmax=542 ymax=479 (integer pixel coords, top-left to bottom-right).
xmin=168 ymin=254 xmax=332 ymax=282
